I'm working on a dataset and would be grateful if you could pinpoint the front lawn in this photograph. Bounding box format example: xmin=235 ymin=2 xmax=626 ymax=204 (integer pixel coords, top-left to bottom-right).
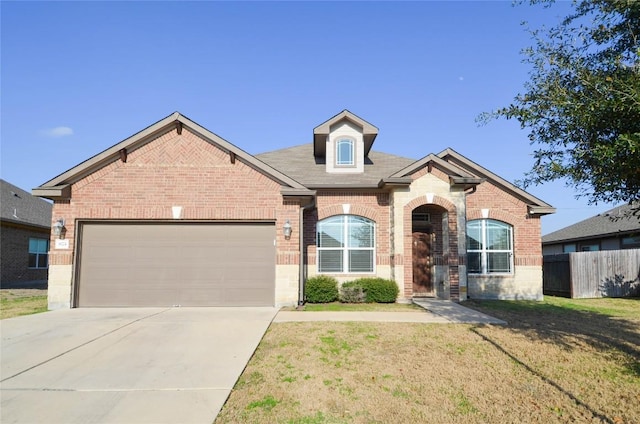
xmin=1 ymin=289 xmax=48 ymax=319
xmin=216 ymin=297 xmax=640 ymax=424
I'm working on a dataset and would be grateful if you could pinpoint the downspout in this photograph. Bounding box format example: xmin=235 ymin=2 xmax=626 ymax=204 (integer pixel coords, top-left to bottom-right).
xmin=298 ymin=198 xmax=316 ymax=307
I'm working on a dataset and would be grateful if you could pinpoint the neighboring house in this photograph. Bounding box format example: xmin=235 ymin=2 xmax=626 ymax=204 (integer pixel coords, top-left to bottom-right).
xmin=1 ymin=179 xmax=53 ymax=285
xmin=34 ymin=111 xmax=555 ymax=309
xmin=542 ymin=203 xmax=640 ymax=255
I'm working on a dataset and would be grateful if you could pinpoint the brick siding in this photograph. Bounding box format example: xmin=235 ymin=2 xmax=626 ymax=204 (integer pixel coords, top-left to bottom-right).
xmin=1 ymin=223 xmax=50 ymax=283
xmin=466 ymin=181 xmax=543 ymax=266
xmin=50 ymin=127 xmax=299 ymax=268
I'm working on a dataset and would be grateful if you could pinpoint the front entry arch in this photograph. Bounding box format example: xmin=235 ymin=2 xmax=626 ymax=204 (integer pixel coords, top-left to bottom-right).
xmin=406 ymin=201 xmax=456 ymax=299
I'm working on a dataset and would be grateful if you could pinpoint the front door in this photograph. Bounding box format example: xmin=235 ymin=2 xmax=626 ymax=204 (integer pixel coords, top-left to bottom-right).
xmin=412 ymin=232 xmax=433 ymax=296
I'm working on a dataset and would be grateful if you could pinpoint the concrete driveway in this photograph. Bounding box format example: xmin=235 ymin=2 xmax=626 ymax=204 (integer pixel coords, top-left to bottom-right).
xmin=1 ymin=307 xmax=278 ymax=424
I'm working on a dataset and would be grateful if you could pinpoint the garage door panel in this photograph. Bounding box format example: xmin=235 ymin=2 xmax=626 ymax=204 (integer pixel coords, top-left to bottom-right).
xmin=77 ymin=223 xmax=275 ymax=307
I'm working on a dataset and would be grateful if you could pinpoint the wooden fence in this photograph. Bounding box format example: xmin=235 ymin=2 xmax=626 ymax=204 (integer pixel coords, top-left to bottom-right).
xmin=543 ymin=249 xmax=640 ymax=298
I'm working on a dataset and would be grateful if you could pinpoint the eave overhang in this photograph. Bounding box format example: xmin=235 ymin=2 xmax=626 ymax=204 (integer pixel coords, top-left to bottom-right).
xmin=305 ymin=183 xmax=385 ymax=190
xmin=379 ymin=177 xmax=412 ymax=188
xmin=313 ymin=110 xmax=378 ymax=158
xmin=529 ymin=206 xmax=557 ymax=216
xmin=31 ymin=184 xmax=71 ymax=201
xmin=281 ymin=188 xmax=316 ymax=197
xmin=449 ymin=176 xmax=484 ymax=190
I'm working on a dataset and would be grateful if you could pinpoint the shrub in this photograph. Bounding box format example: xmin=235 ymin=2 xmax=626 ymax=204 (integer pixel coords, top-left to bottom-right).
xmin=346 ymin=278 xmax=399 ymax=303
xmin=339 ymin=282 xmax=366 ymax=303
xmin=305 ymin=275 xmax=339 ymax=303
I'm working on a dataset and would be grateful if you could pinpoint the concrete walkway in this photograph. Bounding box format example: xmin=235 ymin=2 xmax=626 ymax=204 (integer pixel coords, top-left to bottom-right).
xmin=412 ymin=298 xmax=507 ymax=324
xmin=274 ymin=299 xmax=506 ymax=325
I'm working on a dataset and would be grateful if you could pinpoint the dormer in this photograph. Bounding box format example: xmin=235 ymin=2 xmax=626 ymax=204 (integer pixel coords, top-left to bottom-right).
xmin=313 ymin=110 xmax=378 ymax=174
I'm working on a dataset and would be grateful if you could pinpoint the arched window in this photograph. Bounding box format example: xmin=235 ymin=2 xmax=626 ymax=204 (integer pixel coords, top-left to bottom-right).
xmin=466 ymin=219 xmax=513 ymax=274
xmin=336 ymin=138 xmax=354 ymax=166
xmin=317 ymin=215 xmax=375 ymax=273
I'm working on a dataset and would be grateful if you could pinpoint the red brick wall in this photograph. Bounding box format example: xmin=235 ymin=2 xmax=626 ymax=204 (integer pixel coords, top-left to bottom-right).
xmin=466 ymin=181 xmax=542 ymax=266
xmin=50 ymin=127 xmax=298 ymax=266
xmin=1 ymin=223 xmax=50 ymax=283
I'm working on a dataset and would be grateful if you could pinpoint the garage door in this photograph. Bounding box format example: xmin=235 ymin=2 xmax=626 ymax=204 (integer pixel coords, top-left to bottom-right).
xmin=76 ymin=223 xmax=276 ymax=307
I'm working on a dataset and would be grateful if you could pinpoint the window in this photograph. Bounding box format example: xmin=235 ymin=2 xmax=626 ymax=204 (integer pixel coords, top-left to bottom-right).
xmin=622 ymin=235 xmax=640 ymax=248
xmin=317 ymin=215 xmax=374 ymax=273
xmin=28 ymin=238 xmax=49 ymax=269
xmin=580 ymin=243 xmax=599 ymax=251
xmin=336 ymin=138 xmax=354 ymax=166
xmin=466 ymin=219 xmax=513 ymax=274
xmin=563 ymin=244 xmax=577 ymax=253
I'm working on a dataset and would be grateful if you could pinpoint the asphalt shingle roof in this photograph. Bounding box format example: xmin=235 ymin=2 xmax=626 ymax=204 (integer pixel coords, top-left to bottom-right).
xmin=542 ymin=203 xmax=640 ymax=244
xmin=1 ymin=179 xmax=52 ymax=228
xmin=256 ymin=144 xmax=416 ymax=187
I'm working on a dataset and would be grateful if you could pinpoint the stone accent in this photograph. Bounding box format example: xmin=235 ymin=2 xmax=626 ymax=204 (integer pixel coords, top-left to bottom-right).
xmin=47 ymin=264 xmax=73 ymax=309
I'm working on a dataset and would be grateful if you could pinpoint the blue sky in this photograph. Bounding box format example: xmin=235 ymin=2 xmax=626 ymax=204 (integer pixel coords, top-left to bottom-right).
xmin=1 ymin=1 xmax=617 ymax=234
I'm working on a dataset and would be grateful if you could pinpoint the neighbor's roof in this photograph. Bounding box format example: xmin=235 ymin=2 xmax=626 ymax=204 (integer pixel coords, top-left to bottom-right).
xmin=542 ymin=203 xmax=640 ymax=244
xmin=256 ymin=144 xmax=416 ymax=188
xmin=1 ymin=179 xmax=52 ymax=228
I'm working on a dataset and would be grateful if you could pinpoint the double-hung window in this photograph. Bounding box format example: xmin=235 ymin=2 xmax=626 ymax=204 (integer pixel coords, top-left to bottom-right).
xmin=28 ymin=238 xmax=49 ymax=269
xmin=317 ymin=215 xmax=375 ymax=273
xmin=466 ymin=219 xmax=513 ymax=274
xmin=336 ymin=138 xmax=354 ymax=166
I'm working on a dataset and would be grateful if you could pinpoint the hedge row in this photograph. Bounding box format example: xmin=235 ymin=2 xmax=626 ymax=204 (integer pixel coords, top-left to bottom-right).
xmin=304 ymin=276 xmax=399 ymax=303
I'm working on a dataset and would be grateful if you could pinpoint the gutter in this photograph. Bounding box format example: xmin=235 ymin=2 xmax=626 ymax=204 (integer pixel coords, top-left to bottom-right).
xmin=298 ymin=197 xmax=316 ymax=307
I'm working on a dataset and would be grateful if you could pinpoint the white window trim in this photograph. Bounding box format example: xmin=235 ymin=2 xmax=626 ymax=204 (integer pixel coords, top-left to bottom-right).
xmin=335 ymin=137 xmax=355 ymax=167
xmin=467 ymin=219 xmax=514 ymax=275
xmin=317 ymin=215 xmax=376 ymax=274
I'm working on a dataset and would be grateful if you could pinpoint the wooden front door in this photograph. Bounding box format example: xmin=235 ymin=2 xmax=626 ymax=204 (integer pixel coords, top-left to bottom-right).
xmin=412 ymin=232 xmax=433 ymax=296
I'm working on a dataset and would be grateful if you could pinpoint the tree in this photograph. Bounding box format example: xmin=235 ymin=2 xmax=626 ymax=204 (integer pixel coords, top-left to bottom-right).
xmin=482 ymin=0 xmax=640 ymax=217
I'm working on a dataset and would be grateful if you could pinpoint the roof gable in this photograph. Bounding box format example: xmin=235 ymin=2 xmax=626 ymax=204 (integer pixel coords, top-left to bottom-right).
xmin=313 ymin=110 xmax=378 ymax=158
xmin=33 ymin=112 xmax=311 ymax=199
xmin=389 ymin=153 xmax=484 ymax=190
xmin=437 ymin=148 xmax=555 ymax=214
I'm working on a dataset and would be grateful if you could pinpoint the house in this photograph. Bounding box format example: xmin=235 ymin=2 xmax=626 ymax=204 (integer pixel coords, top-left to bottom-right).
xmin=1 ymin=179 xmax=53 ymax=286
xmin=33 ymin=111 xmax=555 ymax=309
xmin=542 ymin=203 xmax=640 ymax=254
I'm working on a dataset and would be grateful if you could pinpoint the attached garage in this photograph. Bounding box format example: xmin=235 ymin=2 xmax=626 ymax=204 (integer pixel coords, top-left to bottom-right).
xmin=75 ymin=222 xmax=276 ymax=307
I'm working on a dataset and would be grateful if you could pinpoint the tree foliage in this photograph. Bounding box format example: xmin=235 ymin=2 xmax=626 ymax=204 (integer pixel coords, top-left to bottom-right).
xmin=483 ymin=0 xmax=640 ymax=216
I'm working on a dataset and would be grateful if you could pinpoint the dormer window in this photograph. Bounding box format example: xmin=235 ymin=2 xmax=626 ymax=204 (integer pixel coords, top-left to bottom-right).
xmin=336 ymin=138 xmax=355 ymax=166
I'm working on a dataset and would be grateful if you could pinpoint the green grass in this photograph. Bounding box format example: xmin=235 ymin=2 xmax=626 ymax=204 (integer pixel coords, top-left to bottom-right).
xmin=466 ymin=296 xmax=640 ymax=318
xmin=0 ymin=293 xmax=48 ymax=319
xmin=217 ymin=297 xmax=640 ymax=424
xmin=246 ymin=395 xmax=280 ymax=411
